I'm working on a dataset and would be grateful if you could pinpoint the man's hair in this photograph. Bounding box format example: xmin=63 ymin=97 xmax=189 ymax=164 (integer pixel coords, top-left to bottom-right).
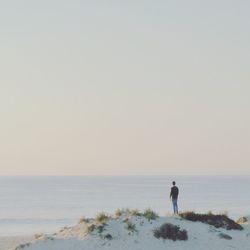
xmin=172 ymin=181 xmax=176 ymax=185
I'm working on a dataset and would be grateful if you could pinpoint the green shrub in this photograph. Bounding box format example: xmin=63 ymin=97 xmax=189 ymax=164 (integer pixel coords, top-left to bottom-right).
xmin=125 ymin=220 xmax=137 ymax=232
xmin=143 ymin=208 xmax=158 ymax=221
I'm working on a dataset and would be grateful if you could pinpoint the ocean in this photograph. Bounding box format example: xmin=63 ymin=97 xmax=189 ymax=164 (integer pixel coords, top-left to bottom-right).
xmin=0 ymin=176 xmax=249 ymax=236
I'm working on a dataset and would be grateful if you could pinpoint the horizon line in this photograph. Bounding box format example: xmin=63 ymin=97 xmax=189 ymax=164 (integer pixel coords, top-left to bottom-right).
xmin=0 ymin=174 xmax=249 ymax=177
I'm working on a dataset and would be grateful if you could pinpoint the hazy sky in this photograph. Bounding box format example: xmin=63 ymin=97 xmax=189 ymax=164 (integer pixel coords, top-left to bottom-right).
xmin=1 ymin=0 xmax=249 ymax=175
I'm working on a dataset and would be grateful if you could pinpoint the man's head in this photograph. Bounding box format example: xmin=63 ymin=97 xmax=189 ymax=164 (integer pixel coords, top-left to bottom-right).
xmin=172 ymin=181 xmax=176 ymax=186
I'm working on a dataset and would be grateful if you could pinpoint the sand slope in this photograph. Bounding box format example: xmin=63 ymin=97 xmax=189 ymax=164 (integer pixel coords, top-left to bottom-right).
xmin=12 ymin=212 xmax=250 ymax=250
xmin=0 ymin=236 xmax=34 ymax=250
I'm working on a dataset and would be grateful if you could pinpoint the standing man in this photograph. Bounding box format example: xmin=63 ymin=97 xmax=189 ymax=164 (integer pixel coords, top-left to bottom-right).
xmin=170 ymin=181 xmax=179 ymax=214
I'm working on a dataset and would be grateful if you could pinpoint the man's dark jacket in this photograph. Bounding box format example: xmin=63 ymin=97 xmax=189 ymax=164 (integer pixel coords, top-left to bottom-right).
xmin=170 ymin=186 xmax=179 ymax=200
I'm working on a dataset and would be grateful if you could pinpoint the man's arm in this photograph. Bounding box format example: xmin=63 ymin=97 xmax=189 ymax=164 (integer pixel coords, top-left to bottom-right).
xmin=169 ymin=188 xmax=172 ymax=199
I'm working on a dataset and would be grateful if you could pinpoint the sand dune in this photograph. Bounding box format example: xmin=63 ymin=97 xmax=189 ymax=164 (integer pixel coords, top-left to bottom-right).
xmin=0 ymin=236 xmax=34 ymax=250
xmin=11 ymin=210 xmax=250 ymax=250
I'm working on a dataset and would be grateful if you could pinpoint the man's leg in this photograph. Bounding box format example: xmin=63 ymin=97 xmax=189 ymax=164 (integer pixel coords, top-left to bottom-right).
xmin=172 ymin=199 xmax=177 ymax=214
xmin=175 ymin=200 xmax=178 ymax=214
xmin=172 ymin=199 xmax=175 ymax=213
xmin=173 ymin=199 xmax=178 ymax=214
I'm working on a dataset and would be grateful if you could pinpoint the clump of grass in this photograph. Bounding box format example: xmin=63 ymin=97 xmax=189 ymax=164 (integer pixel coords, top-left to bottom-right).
xmin=143 ymin=208 xmax=159 ymax=221
xmin=34 ymin=233 xmax=43 ymax=239
xmin=125 ymin=220 xmax=137 ymax=232
xmin=83 ymin=221 xmax=106 ymax=235
xmin=115 ymin=208 xmax=124 ymax=218
xmin=220 ymin=210 xmax=229 ymax=217
xmin=86 ymin=223 xmax=96 ymax=234
xmin=236 ymin=217 xmax=248 ymax=224
xmin=130 ymin=209 xmax=142 ymax=216
xmin=15 ymin=243 xmax=31 ymax=250
xmin=153 ymin=223 xmax=188 ymax=241
xmin=179 ymin=211 xmax=243 ymax=230
xmin=207 ymin=210 xmax=213 ymax=216
xmin=79 ymin=216 xmax=90 ymax=224
xmin=115 ymin=208 xmax=142 ymax=218
xmin=96 ymin=224 xmax=106 ymax=234
xmin=95 ymin=212 xmax=109 ymax=224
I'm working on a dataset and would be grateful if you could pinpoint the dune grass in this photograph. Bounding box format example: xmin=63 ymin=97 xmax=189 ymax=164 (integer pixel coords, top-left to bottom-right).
xmin=95 ymin=212 xmax=109 ymax=224
xmin=143 ymin=208 xmax=159 ymax=221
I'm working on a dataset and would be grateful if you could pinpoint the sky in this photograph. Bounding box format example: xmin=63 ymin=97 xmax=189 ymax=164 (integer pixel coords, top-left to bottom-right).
xmin=0 ymin=0 xmax=249 ymax=175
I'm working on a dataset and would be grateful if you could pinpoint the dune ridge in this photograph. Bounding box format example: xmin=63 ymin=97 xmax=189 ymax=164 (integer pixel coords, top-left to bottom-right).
xmin=12 ymin=209 xmax=250 ymax=250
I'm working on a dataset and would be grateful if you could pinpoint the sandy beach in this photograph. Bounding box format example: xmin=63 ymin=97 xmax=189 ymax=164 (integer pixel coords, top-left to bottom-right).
xmin=9 ymin=210 xmax=250 ymax=250
xmin=0 ymin=236 xmax=35 ymax=250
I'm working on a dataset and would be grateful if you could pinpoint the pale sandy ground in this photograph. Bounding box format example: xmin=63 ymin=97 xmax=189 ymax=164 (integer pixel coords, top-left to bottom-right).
xmin=0 ymin=236 xmax=34 ymax=250
xmin=10 ymin=212 xmax=250 ymax=250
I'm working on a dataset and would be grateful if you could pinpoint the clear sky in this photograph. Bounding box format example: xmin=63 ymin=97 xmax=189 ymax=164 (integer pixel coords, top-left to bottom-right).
xmin=1 ymin=0 xmax=249 ymax=175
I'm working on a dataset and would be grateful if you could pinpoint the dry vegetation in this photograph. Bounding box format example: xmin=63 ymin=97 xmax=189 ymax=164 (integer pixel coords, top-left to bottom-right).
xmin=95 ymin=212 xmax=109 ymax=224
xmin=179 ymin=211 xmax=243 ymax=230
xmin=154 ymin=223 xmax=188 ymax=241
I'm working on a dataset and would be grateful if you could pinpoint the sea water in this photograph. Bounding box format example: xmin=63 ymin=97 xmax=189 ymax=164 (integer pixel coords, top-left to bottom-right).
xmin=0 ymin=176 xmax=249 ymax=236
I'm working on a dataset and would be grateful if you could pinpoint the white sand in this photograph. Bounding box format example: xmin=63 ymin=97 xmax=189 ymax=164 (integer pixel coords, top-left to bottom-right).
xmin=8 ymin=212 xmax=250 ymax=250
xmin=0 ymin=236 xmax=34 ymax=250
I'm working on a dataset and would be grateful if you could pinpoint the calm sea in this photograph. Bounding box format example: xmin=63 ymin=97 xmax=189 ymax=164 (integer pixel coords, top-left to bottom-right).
xmin=0 ymin=176 xmax=249 ymax=236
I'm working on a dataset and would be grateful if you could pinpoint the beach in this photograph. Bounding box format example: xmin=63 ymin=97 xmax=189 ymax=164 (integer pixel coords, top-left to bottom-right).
xmin=9 ymin=210 xmax=250 ymax=250
xmin=0 ymin=236 xmax=34 ymax=250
